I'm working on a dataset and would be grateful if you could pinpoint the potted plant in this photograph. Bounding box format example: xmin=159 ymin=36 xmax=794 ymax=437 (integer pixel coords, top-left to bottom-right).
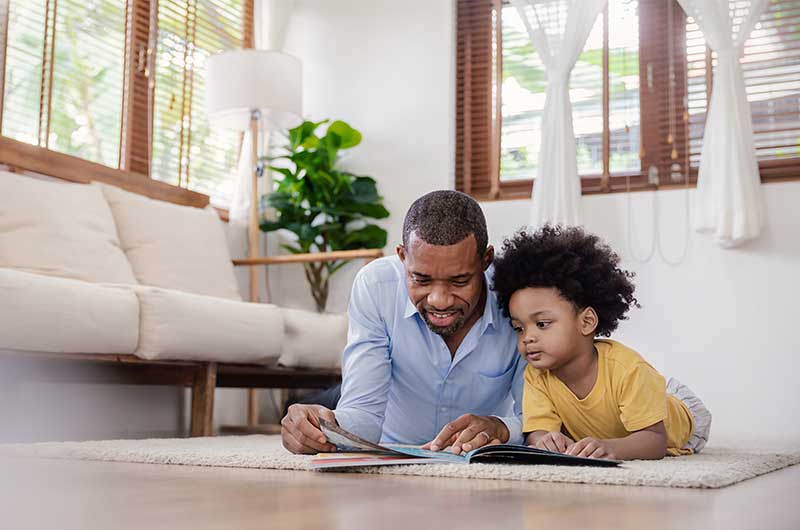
xmin=259 ymin=119 xmax=389 ymax=312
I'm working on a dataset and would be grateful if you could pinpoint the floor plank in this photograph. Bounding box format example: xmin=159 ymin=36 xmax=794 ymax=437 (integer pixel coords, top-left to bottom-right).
xmin=1 ymin=456 xmax=798 ymax=530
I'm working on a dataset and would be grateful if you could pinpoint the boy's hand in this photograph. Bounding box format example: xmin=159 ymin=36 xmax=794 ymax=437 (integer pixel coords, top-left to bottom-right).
xmin=529 ymin=431 xmax=574 ymax=453
xmin=565 ymin=437 xmax=617 ymax=459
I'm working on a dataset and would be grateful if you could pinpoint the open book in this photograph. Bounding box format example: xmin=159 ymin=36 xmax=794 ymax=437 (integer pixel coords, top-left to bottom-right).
xmin=312 ymin=419 xmax=621 ymax=470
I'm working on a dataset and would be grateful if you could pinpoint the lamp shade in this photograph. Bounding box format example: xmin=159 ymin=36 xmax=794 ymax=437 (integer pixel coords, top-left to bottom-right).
xmin=205 ymin=49 xmax=302 ymax=131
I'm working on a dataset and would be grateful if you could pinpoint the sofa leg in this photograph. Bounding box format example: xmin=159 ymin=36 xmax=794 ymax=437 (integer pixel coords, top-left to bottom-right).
xmin=190 ymin=362 xmax=217 ymax=437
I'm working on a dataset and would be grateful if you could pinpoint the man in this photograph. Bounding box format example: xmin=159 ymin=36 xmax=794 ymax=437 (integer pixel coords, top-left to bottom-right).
xmin=281 ymin=190 xmax=524 ymax=454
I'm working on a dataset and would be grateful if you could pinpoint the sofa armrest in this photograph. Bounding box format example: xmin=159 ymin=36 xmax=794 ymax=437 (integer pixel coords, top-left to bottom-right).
xmin=232 ymin=248 xmax=383 ymax=267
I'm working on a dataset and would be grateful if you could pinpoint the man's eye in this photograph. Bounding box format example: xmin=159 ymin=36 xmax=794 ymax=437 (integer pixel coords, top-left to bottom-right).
xmin=452 ymin=280 xmax=468 ymax=287
xmin=536 ymin=321 xmax=551 ymax=329
xmin=414 ymin=278 xmax=430 ymax=285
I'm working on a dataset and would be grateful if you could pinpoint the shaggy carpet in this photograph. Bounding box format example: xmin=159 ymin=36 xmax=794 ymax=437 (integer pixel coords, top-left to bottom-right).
xmin=4 ymin=435 xmax=799 ymax=489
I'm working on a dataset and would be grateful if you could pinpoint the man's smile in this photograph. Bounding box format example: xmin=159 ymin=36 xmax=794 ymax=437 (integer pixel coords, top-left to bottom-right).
xmin=424 ymin=309 xmax=460 ymax=327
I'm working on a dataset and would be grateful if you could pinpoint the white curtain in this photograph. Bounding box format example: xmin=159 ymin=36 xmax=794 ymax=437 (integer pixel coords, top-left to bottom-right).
xmin=676 ymin=0 xmax=768 ymax=247
xmin=511 ymin=0 xmax=606 ymax=228
xmin=228 ymin=0 xmax=295 ymax=225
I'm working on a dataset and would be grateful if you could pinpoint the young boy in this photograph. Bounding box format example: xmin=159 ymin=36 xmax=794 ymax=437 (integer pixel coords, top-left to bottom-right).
xmin=492 ymin=225 xmax=711 ymax=460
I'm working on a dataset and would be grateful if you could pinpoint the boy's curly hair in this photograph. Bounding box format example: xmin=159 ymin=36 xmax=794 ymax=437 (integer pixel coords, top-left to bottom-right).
xmin=492 ymin=225 xmax=639 ymax=337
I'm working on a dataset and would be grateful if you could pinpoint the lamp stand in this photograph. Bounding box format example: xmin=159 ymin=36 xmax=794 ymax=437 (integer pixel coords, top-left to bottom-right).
xmin=247 ymin=109 xmax=263 ymax=427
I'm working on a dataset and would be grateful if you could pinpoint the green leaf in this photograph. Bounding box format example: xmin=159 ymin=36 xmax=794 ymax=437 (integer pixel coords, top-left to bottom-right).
xmin=336 ymin=202 xmax=390 ymax=219
xmin=268 ymin=166 xmax=296 ymax=182
xmin=301 ymin=135 xmax=319 ymax=149
xmin=264 ymin=191 xmax=295 ymax=210
xmin=288 ymin=120 xmax=327 ymax=150
xmin=341 ymin=224 xmax=387 ymax=249
xmin=347 ymin=176 xmax=380 ymax=203
xmin=317 ymin=132 xmax=342 ymax=170
xmin=327 ymin=120 xmax=362 ymax=149
xmin=259 ymin=220 xmax=285 ymax=232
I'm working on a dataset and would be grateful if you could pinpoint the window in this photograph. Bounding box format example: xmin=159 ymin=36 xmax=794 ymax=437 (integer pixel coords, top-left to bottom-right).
xmin=456 ymin=0 xmax=800 ymax=200
xmin=686 ymin=0 xmax=800 ymax=180
xmin=151 ymin=0 xmax=251 ymax=205
xmin=1 ymin=0 xmax=127 ymax=166
xmin=0 ymin=0 xmax=253 ymax=206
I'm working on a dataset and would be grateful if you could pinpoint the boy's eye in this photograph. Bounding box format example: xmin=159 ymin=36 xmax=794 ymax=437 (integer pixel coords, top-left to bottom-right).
xmin=511 ymin=325 xmax=523 ymax=334
xmin=536 ymin=321 xmax=551 ymax=329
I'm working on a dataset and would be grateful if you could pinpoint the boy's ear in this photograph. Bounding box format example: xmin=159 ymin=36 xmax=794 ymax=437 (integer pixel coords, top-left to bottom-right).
xmin=579 ymin=307 xmax=599 ymax=336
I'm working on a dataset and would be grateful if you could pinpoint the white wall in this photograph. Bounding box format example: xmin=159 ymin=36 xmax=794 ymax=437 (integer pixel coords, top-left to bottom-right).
xmin=273 ymin=0 xmax=454 ymax=312
xmin=277 ymin=0 xmax=800 ymax=444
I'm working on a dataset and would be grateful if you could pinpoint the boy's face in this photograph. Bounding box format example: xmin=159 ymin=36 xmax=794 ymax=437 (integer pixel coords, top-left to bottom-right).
xmin=508 ymin=287 xmax=594 ymax=370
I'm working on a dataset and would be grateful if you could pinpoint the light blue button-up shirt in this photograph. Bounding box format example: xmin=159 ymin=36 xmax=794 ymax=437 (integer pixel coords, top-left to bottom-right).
xmin=334 ymin=255 xmax=525 ymax=445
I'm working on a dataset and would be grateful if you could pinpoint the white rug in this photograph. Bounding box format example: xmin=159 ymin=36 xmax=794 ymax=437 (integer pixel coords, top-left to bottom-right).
xmin=4 ymin=435 xmax=799 ymax=489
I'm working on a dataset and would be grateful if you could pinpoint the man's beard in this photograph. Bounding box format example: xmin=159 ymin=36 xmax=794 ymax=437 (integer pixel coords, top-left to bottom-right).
xmin=421 ymin=310 xmax=467 ymax=337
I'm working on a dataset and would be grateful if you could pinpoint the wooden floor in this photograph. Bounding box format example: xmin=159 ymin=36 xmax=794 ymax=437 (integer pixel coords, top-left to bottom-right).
xmin=2 ymin=456 xmax=799 ymax=530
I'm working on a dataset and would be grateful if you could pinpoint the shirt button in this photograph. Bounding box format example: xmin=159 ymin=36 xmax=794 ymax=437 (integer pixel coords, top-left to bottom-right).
xmin=440 ymin=406 xmax=447 ymax=412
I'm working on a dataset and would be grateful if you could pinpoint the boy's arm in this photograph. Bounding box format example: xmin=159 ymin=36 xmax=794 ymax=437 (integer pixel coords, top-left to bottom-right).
xmin=566 ymin=421 xmax=668 ymax=460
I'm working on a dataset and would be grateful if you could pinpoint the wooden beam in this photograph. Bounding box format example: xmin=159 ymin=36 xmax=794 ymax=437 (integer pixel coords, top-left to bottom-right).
xmin=0 ymin=136 xmax=210 ymax=208
xmin=233 ymin=249 xmax=384 ymax=267
xmin=216 ymin=364 xmax=340 ymax=390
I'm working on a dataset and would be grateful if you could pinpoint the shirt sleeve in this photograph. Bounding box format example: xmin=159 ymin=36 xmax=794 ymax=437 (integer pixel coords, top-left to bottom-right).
xmin=617 ymin=362 xmax=668 ymax=432
xmin=492 ymin=354 xmax=526 ymax=444
xmin=333 ymin=268 xmax=392 ymax=443
xmin=521 ymin=368 xmax=563 ymax=434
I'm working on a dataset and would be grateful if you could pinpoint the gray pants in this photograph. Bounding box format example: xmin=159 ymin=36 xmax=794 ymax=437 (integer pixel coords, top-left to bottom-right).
xmin=667 ymin=377 xmax=712 ymax=453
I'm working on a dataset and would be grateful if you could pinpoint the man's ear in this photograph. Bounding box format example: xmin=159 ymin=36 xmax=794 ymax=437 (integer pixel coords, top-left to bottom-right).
xmin=396 ymin=244 xmax=406 ymax=262
xmin=579 ymin=307 xmax=599 ymax=337
xmin=482 ymin=245 xmax=494 ymax=271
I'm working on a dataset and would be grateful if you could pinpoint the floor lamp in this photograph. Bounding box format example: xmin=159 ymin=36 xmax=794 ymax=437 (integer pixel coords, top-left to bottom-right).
xmin=205 ymin=49 xmax=302 ymax=428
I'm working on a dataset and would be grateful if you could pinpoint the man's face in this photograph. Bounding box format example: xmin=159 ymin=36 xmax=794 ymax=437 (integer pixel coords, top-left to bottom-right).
xmin=397 ymin=232 xmax=493 ymax=336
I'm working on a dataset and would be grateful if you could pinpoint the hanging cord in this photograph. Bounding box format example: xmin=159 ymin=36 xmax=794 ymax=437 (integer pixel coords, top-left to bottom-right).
xmin=658 ymin=0 xmax=691 ymax=266
xmin=625 ymin=0 xmax=691 ymax=266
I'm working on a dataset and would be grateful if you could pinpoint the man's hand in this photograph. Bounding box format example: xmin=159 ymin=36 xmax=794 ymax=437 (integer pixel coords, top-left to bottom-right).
xmin=280 ymin=404 xmax=338 ymax=455
xmin=423 ymin=414 xmax=509 ymax=454
xmin=527 ymin=430 xmax=574 ymax=453
xmin=565 ymin=437 xmax=617 ymax=460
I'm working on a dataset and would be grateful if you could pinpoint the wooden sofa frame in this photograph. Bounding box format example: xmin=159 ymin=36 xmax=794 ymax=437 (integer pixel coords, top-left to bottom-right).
xmin=0 ymin=136 xmax=381 ymax=437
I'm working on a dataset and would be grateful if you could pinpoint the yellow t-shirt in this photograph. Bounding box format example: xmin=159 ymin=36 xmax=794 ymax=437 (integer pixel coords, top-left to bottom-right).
xmin=522 ymin=339 xmax=694 ymax=456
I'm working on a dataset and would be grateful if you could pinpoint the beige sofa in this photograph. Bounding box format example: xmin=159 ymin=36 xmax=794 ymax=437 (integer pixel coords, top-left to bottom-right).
xmin=0 ymin=170 xmax=348 ymax=434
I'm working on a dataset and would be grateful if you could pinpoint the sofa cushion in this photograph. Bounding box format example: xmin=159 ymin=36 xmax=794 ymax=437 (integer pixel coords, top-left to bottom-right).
xmin=0 ymin=268 xmax=139 ymax=353
xmin=134 ymin=286 xmax=283 ymax=363
xmin=0 ymin=172 xmax=137 ymax=284
xmin=278 ymin=308 xmax=347 ymax=369
xmin=98 ymin=183 xmax=242 ymax=300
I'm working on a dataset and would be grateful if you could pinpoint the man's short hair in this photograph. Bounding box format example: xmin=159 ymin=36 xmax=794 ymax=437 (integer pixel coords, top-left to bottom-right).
xmin=402 ymin=190 xmax=488 ymax=255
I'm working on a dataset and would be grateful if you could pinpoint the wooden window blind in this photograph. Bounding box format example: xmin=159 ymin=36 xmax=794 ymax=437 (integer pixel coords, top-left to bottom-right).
xmin=150 ymin=0 xmax=253 ymax=205
xmin=455 ymin=0 xmax=500 ymax=199
xmin=456 ymin=0 xmax=800 ymax=201
xmin=1 ymin=0 xmax=128 ymax=167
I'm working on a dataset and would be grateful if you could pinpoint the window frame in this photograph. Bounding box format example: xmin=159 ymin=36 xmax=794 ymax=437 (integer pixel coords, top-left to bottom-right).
xmin=455 ymin=0 xmax=800 ymax=202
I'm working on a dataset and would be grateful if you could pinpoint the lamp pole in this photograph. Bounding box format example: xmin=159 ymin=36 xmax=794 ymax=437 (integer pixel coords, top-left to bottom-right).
xmin=248 ymin=109 xmax=261 ymax=304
